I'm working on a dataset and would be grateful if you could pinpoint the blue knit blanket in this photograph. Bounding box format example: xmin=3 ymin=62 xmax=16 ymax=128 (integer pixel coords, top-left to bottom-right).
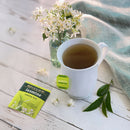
xmin=72 ymin=0 xmax=130 ymax=99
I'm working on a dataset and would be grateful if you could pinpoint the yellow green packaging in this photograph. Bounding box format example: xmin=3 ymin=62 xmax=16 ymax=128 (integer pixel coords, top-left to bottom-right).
xmin=56 ymin=75 xmax=69 ymax=89
xmin=8 ymin=81 xmax=51 ymax=118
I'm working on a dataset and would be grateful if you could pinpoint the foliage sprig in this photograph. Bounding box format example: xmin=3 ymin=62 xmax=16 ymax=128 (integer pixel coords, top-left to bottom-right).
xmin=83 ymin=80 xmax=113 ymax=117
xmin=33 ymin=2 xmax=82 ymax=44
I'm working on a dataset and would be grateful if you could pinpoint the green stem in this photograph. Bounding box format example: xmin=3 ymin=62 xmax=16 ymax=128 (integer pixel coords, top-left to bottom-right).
xmin=58 ymin=28 xmax=62 ymax=45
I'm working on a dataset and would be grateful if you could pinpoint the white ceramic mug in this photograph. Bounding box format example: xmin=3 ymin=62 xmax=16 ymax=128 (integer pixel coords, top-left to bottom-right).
xmin=57 ymin=38 xmax=108 ymax=99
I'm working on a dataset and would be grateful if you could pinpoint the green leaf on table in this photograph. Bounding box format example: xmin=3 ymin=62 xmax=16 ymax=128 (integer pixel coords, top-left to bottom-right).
xmin=83 ymin=97 xmax=103 ymax=112
xmin=106 ymin=91 xmax=113 ymax=113
xmin=83 ymin=80 xmax=113 ymax=117
xmin=102 ymin=100 xmax=108 ymax=117
xmin=42 ymin=33 xmax=48 ymax=40
xmin=97 ymin=84 xmax=110 ymax=96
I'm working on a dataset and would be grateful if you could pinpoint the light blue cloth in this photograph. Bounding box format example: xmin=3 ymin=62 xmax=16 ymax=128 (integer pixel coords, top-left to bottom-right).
xmin=72 ymin=0 xmax=130 ymax=99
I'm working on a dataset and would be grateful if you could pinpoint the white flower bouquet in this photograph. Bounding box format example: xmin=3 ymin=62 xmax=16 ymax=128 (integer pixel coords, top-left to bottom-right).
xmin=33 ymin=2 xmax=82 ymax=45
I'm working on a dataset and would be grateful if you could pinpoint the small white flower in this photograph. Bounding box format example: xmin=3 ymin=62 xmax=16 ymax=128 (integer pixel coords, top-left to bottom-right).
xmin=21 ymin=107 xmax=27 ymax=113
xmin=52 ymin=98 xmax=60 ymax=106
xmin=27 ymin=109 xmax=34 ymax=115
xmin=14 ymin=101 xmax=17 ymax=104
xmin=8 ymin=27 xmax=16 ymax=35
xmin=11 ymin=104 xmax=15 ymax=107
xmin=33 ymin=6 xmax=44 ymax=20
xmin=67 ymin=99 xmax=75 ymax=107
xmin=37 ymin=68 xmax=49 ymax=76
xmin=30 ymin=109 xmax=34 ymax=112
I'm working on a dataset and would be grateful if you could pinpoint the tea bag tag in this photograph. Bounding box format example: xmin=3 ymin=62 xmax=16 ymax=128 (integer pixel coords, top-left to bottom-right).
xmin=56 ymin=75 xmax=69 ymax=89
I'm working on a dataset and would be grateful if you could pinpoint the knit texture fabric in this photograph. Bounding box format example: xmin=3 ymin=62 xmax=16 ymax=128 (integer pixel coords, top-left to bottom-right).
xmin=72 ymin=0 xmax=130 ymax=99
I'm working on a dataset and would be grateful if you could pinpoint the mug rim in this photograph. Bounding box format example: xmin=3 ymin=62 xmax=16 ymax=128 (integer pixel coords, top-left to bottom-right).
xmin=57 ymin=38 xmax=101 ymax=71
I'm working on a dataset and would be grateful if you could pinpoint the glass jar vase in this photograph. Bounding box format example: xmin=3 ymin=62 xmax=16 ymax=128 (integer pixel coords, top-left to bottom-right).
xmin=49 ymin=39 xmax=61 ymax=68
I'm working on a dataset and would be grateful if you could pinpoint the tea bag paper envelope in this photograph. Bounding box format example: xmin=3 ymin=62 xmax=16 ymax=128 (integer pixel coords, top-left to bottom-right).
xmin=8 ymin=81 xmax=51 ymax=118
xmin=72 ymin=0 xmax=130 ymax=99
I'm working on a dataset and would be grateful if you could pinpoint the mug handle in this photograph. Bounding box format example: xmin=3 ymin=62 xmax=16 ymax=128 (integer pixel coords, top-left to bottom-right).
xmin=97 ymin=42 xmax=108 ymax=65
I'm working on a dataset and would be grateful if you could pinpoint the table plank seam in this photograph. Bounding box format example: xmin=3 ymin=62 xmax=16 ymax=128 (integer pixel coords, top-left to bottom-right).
xmin=0 ymin=119 xmax=21 ymax=130
xmin=43 ymin=111 xmax=83 ymax=130
xmin=0 ymin=89 xmax=13 ymax=98
xmin=0 ymin=40 xmax=50 ymax=62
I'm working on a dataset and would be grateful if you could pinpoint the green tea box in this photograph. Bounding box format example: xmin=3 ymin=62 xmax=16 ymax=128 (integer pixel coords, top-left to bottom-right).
xmin=8 ymin=81 xmax=51 ymax=118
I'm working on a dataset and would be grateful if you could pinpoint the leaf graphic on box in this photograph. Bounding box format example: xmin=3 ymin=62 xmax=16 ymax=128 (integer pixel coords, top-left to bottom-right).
xmin=16 ymin=95 xmax=24 ymax=111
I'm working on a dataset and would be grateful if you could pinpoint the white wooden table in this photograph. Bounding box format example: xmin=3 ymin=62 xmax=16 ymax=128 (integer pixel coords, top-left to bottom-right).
xmin=0 ymin=0 xmax=130 ymax=130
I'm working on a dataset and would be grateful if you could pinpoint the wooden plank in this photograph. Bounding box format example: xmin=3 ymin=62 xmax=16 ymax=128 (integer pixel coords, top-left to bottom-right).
xmin=0 ymin=65 xmax=129 ymax=130
xmin=0 ymin=0 xmax=50 ymax=59
xmin=0 ymin=45 xmax=129 ymax=121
